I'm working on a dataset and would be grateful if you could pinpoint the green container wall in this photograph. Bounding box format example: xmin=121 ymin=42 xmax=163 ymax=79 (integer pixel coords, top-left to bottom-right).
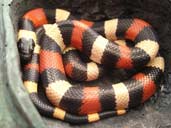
xmin=1 ymin=0 xmax=171 ymax=128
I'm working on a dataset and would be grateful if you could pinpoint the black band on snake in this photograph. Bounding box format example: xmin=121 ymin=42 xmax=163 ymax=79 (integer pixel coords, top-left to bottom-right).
xmin=17 ymin=8 xmax=164 ymax=124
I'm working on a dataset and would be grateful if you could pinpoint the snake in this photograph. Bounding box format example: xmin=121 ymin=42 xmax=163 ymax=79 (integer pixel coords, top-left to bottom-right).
xmin=17 ymin=8 xmax=164 ymax=124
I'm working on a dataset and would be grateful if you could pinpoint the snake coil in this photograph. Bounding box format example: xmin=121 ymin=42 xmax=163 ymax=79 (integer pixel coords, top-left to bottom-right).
xmin=18 ymin=8 xmax=164 ymax=124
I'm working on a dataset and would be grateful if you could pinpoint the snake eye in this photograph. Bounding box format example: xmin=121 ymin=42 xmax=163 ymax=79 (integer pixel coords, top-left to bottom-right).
xmin=29 ymin=41 xmax=35 ymax=53
xmin=17 ymin=39 xmax=25 ymax=54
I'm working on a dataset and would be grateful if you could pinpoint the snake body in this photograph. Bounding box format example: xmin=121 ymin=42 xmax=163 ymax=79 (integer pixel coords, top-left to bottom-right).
xmin=18 ymin=8 xmax=164 ymax=123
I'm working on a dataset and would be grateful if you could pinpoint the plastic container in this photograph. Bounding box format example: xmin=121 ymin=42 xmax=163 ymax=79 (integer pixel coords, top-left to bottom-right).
xmin=1 ymin=0 xmax=171 ymax=128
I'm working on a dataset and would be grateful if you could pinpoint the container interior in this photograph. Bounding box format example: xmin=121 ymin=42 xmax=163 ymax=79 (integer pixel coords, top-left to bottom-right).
xmin=8 ymin=0 xmax=171 ymax=127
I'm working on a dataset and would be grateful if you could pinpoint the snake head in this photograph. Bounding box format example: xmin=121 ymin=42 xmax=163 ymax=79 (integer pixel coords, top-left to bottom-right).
xmin=17 ymin=38 xmax=35 ymax=63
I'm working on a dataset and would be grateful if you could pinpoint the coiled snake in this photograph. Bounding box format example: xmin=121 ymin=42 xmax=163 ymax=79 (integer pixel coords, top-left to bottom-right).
xmin=17 ymin=8 xmax=164 ymax=124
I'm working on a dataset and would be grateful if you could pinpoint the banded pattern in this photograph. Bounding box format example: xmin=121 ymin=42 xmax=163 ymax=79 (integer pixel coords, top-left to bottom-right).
xmin=24 ymin=34 xmax=164 ymax=121
xmin=18 ymin=8 xmax=72 ymax=61
xmin=63 ymin=47 xmax=103 ymax=81
xmin=18 ymin=8 xmax=165 ymax=124
xmin=18 ymin=8 xmax=159 ymax=65
xmin=54 ymin=20 xmax=158 ymax=69
xmin=62 ymin=39 xmax=133 ymax=82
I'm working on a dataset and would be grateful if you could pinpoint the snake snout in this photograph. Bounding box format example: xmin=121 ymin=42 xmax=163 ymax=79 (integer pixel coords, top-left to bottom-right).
xmin=17 ymin=38 xmax=35 ymax=62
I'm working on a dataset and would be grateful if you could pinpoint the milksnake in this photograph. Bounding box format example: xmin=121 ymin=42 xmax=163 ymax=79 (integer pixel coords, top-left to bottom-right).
xmin=17 ymin=8 xmax=164 ymax=124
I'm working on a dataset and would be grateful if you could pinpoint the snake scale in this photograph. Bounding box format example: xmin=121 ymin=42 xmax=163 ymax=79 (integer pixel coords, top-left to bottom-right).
xmin=17 ymin=8 xmax=164 ymax=124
